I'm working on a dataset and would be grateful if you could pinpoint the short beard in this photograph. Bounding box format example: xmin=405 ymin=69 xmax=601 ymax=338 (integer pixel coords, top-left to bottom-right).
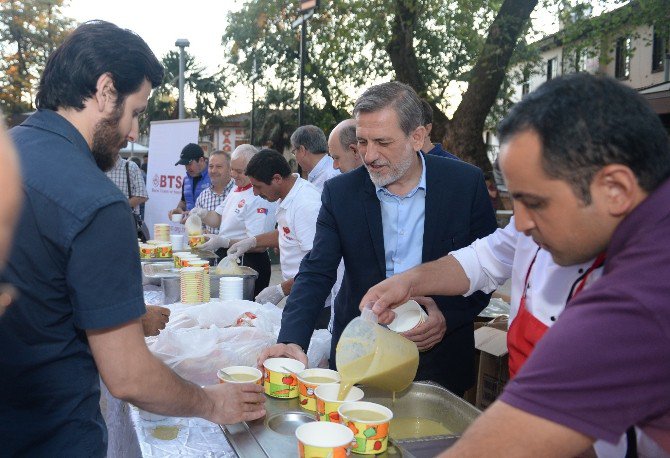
xmin=91 ymin=103 xmax=125 ymax=172
xmin=365 ymin=151 xmax=415 ymax=188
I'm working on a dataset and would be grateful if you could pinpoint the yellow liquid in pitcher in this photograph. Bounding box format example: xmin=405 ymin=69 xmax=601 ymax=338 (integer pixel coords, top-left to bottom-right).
xmin=337 ymin=351 xmax=418 ymax=400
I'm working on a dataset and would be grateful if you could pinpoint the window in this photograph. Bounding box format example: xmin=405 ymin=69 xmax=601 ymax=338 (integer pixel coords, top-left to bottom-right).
xmin=547 ymin=57 xmax=558 ymax=81
xmin=615 ymin=37 xmax=631 ymax=79
xmin=652 ymin=27 xmax=669 ymax=73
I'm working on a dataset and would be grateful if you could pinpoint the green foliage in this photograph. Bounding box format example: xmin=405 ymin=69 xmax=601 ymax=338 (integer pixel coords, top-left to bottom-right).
xmin=0 ymin=0 xmax=73 ymax=115
xmin=141 ymin=50 xmax=231 ymax=136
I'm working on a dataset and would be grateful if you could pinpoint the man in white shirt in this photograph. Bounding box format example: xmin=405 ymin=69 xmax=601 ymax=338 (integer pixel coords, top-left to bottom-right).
xmin=291 ymin=125 xmax=340 ymax=190
xmin=194 ymin=144 xmax=276 ymax=295
xmin=229 ymin=149 xmax=324 ymax=310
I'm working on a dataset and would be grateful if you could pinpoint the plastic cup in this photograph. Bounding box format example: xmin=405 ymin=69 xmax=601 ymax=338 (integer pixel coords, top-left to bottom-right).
xmin=171 ymin=213 xmax=183 ymax=223
xmin=387 ymin=300 xmax=429 ymax=333
xmin=262 ymin=358 xmax=305 ymax=399
xmin=338 ymin=401 xmax=393 ymax=454
xmin=314 ymin=383 xmax=364 ymax=423
xmin=170 ymin=234 xmax=184 ymax=251
xmin=295 ymin=421 xmax=353 ymax=458
xmin=217 ymin=366 xmax=263 ymax=385
xmin=296 ymin=368 xmax=340 ymax=412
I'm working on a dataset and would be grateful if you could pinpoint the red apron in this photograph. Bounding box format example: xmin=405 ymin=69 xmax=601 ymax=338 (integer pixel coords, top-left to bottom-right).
xmin=507 ymin=248 xmax=605 ymax=379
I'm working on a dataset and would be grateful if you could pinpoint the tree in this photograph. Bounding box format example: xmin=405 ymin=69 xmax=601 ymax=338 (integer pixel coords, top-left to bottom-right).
xmin=0 ymin=0 xmax=73 ymax=116
xmin=141 ymin=50 xmax=231 ymax=136
xmin=223 ymin=0 xmax=669 ymax=172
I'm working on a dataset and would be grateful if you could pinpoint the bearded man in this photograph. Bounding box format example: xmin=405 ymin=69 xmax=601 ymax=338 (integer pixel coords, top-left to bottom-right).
xmin=0 ymin=21 xmax=265 ymax=456
xmin=259 ymin=81 xmax=497 ymax=396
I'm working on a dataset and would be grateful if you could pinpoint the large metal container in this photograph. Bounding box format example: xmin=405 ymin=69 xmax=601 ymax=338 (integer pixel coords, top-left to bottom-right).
xmin=222 ymin=381 xmax=481 ymax=458
xmin=212 ymin=266 xmax=258 ymax=300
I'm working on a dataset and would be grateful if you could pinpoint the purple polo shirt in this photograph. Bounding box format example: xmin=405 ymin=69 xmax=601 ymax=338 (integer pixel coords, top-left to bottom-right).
xmin=499 ymin=177 xmax=670 ymax=453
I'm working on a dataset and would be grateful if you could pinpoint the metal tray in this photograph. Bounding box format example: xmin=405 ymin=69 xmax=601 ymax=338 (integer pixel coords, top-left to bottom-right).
xmin=222 ymin=381 xmax=480 ymax=458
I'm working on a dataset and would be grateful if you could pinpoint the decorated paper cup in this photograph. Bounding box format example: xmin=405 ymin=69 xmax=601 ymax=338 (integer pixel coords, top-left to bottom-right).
xmin=139 ymin=243 xmax=157 ymax=259
xmin=217 ymin=366 xmax=263 ymax=385
xmin=296 ymin=421 xmax=353 ymax=458
xmin=315 ymin=383 xmax=364 ymax=423
xmin=155 ymin=243 xmax=172 ymax=258
xmin=188 ymin=235 xmax=205 ymax=248
xmin=173 ymin=251 xmax=191 ymax=268
xmin=338 ymin=401 xmax=393 ymax=455
xmin=180 ymin=256 xmax=202 ymax=267
xmin=297 ymin=368 xmax=340 ymax=411
xmin=387 ymin=300 xmax=428 ymax=333
xmin=262 ymin=358 xmax=305 ymax=399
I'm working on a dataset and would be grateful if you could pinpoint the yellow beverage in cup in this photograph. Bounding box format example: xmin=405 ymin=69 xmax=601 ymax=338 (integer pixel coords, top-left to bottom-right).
xmin=263 ymin=358 xmax=305 ymax=399
xmin=297 ymin=368 xmax=340 ymax=412
xmin=339 ymin=401 xmax=393 ymax=455
xmin=217 ymin=366 xmax=262 ymax=385
xmin=314 ymin=384 xmax=364 ymax=423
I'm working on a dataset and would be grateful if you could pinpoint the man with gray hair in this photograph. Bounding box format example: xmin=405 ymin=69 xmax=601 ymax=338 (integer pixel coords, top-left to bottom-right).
xmin=328 ymin=119 xmax=362 ymax=173
xmin=291 ymin=124 xmax=340 ymax=190
xmin=196 ymin=144 xmax=277 ymax=294
xmin=259 ymin=81 xmax=496 ymax=395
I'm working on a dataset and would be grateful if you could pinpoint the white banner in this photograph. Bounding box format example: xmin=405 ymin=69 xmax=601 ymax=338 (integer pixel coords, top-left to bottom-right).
xmin=144 ymin=119 xmax=200 ymax=239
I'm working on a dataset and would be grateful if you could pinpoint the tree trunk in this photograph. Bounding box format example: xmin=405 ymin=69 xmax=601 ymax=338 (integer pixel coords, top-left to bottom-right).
xmin=387 ymin=0 xmax=450 ymax=143
xmin=445 ymin=0 xmax=538 ymax=172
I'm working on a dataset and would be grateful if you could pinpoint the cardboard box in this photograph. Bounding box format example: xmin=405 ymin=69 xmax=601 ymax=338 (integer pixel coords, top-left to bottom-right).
xmin=474 ymin=322 xmax=509 ymax=410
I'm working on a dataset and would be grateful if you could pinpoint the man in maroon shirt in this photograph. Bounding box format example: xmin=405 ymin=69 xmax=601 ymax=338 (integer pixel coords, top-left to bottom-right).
xmin=367 ymin=73 xmax=670 ymax=457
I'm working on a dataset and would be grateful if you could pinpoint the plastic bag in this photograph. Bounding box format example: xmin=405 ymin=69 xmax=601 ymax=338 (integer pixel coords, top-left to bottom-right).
xmin=215 ymin=255 xmax=245 ymax=275
xmin=184 ymin=213 xmax=202 ymax=236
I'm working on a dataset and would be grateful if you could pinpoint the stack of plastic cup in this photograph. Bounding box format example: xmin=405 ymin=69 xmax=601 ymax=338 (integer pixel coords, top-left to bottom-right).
xmin=219 ymin=277 xmax=244 ymax=300
xmin=190 ymin=260 xmax=211 ymax=302
xmin=154 ymin=223 xmax=171 ymax=242
xmin=180 ymin=267 xmax=206 ymax=304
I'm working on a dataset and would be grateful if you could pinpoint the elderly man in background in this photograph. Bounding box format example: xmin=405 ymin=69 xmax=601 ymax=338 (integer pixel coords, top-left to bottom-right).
xmin=195 ymin=144 xmax=277 ymax=295
xmin=168 ymin=142 xmax=211 ymax=219
xmin=0 ymin=21 xmax=265 ymax=456
xmin=185 ymin=150 xmax=234 ymax=234
xmin=229 ymin=149 xmax=324 ymax=309
xmin=259 ymin=81 xmax=497 ymax=396
xmin=291 ymin=124 xmax=340 ymax=190
xmin=420 ymin=99 xmax=459 ymax=160
xmin=328 ymin=119 xmax=362 ymax=173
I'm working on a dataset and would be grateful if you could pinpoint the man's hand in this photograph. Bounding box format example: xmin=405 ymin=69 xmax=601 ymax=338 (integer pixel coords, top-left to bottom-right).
xmin=228 ymin=237 xmax=257 ymax=258
xmin=202 ymin=383 xmax=265 ymax=425
xmin=359 ymin=274 xmax=414 ymax=324
xmin=201 ymin=234 xmax=230 ymax=251
xmin=141 ymin=305 xmax=170 ymax=337
xmin=401 ymin=297 xmax=446 ymax=351
xmin=257 ymin=343 xmax=307 ymax=368
xmin=255 ymin=284 xmax=285 ymax=305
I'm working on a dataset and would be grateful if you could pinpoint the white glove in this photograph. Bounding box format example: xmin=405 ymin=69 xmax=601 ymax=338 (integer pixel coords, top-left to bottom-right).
xmin=190 ymin=207 xmax=209 ymax=218
xmin=201 ymin=234 xmax=230 ymax=251
xmin=228 ymin=237 xmax=257 ymax=258
xmin=255 ymin=284 xmax=285 ymax=305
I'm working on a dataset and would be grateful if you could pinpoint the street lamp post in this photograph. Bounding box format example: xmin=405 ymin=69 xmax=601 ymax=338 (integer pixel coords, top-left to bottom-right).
xmin=250 ymin=56 xmax=260 ymax=146
xmin=292 ymin=2 xmax=316 ymax=127
xmin=175 ymin=38 xmax=190 ymax=119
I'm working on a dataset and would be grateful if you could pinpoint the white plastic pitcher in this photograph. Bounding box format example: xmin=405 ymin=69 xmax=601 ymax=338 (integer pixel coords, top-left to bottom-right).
xmin=335 ymin=307 xmax=419 ymax=393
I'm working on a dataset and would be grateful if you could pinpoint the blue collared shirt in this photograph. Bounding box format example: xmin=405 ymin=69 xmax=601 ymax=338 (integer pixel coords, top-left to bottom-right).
xmin=376 ymin=153 xmax=427 ymax=278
